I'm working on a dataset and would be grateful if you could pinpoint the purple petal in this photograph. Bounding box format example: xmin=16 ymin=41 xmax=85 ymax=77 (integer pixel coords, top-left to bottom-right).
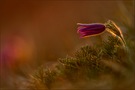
xmin=78 ymin=24 xmax=105 ymax=31
xmin=77 ymin=23 xmax=105 ymax=38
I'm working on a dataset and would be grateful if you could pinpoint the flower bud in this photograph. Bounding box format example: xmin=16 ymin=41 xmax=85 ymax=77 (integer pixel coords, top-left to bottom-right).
xmin=77 ymin=23 xmax=105 ymax=38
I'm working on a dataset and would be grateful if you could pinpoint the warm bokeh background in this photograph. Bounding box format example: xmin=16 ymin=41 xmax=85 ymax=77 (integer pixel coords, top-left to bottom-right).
xmin=0 ymin=0 xmax=134 ymax=89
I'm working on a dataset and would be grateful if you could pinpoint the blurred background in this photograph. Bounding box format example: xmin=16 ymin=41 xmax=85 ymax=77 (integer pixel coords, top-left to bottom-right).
xmin=0 ymin=0 xmax=134 ymax=89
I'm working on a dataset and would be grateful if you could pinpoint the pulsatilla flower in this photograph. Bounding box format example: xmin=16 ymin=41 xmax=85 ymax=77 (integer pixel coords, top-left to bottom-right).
xmin=77 ymin=23 xmax=106 ymax=38
xmin=77 ymin=20 xmax=126 ymax=46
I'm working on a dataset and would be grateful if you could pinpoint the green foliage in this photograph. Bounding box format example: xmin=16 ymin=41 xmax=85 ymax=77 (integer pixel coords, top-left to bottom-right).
xmin=27 ymin=20 xmax=134 ymax=89
xmin=27 ymin=35 xmax=134 ymax=89
xmin=28 ymin=66 xmax=57 ymax=89
xmin=57 ymin=36 xmax=128 ymax=81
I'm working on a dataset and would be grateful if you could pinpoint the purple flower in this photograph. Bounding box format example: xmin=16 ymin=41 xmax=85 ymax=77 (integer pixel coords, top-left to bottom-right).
xmin=77 ymin=23 xmax=106 ymax=38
